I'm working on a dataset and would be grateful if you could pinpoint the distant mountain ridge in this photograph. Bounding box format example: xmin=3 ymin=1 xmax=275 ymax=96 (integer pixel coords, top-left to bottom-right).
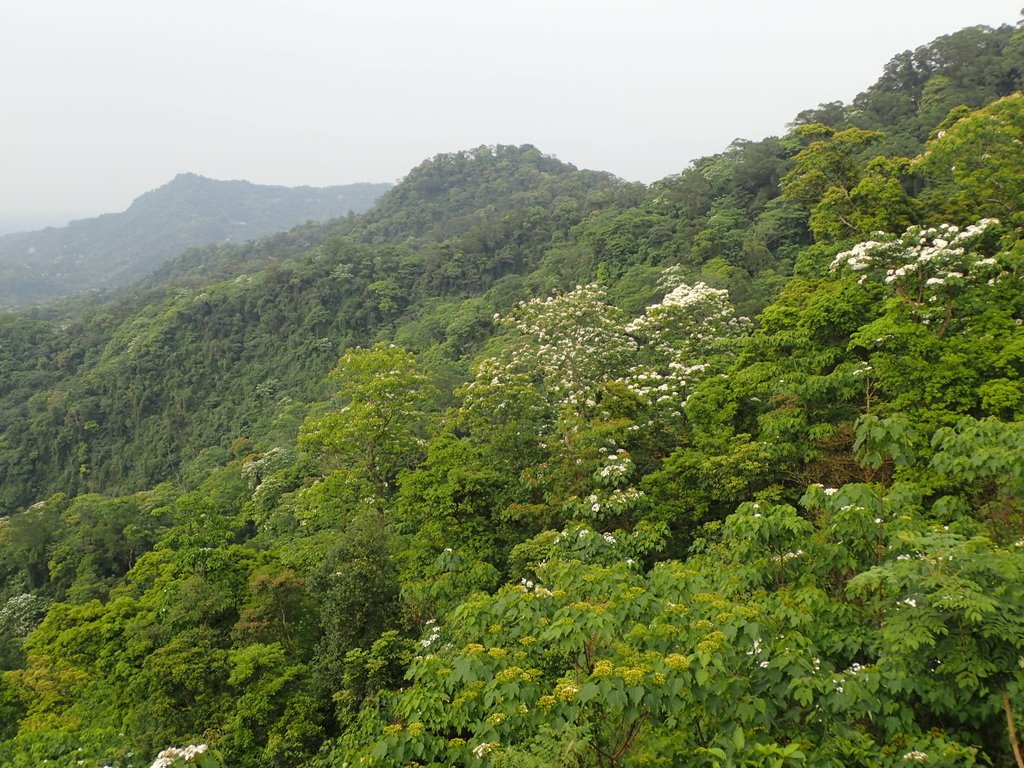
xmin=0 ymin=174 xmax=391 ymax=307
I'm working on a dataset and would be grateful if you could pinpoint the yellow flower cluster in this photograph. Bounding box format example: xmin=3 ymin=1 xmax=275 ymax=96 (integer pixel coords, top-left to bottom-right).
xmin=452 ymin=689 xmax=479 ymax=707
xmin=495 ymin=666 xmax=525 ymax=683
xmin=554 ymin=680 xmax=581 ymax=700
xmin=664 ymin=653 xmax=691 ymax=671
xmin=619 ymin=667 xmax=646 ymax=686
xmin=491 ymin=666 xmax=542 ymax=684
xmin=693 ymin=592 xmax=727 ymax=607
xmin=696 ymin=631 xmax=727 ymax=654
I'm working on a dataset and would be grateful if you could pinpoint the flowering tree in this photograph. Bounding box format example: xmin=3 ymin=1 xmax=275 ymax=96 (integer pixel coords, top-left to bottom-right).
xmin=623 ymin=270 xmax=750 ymax=425
xmin=831 ymin=218 xmax=1004 ymax=336
xmin=456 ymin=276 xmax=749 ymax=533
xmin=461 ymin=276 xmax=749 ymax=439
xmin=465 ymin=284 xmax=637 ymax=423
xmin=147 ymin=743 xmax=222 ymax=768
xmin=822 ymin=216 xmax=1024 ymax=424
xmin=339 ymin=457 xmax=1022 ymax=767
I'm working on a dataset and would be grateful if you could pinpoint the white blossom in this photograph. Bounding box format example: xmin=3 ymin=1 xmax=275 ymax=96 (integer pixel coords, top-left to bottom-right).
xmin=830 ymin=219 xmax=1003 ymax=324
xmin=149 ymin=744 xmax=208 ymax=768
xmin=472 ymin=742 xmax=497 ymax=758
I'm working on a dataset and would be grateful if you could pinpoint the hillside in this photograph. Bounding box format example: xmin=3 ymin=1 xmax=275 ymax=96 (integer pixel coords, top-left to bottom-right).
xmin=0 ymin=145 xmax=629 ymax=513
xmin=0 ymin=174 xmax=391 ymax=307
xmin=0 ymin=19 xmax=1023 ymax=768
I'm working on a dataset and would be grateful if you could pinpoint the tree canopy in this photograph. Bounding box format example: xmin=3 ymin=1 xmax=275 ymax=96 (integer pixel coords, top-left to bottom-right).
xmin=2 ymin=18 xmax=1024 ymax=768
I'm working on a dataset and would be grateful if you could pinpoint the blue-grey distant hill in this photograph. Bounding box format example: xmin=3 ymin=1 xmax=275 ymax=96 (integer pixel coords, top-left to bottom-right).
xmin=0 ymin=173 xmax=391 ymax=307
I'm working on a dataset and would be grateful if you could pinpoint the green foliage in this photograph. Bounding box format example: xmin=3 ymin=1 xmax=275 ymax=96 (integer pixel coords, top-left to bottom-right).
xmin=335 ymin=464 xmax=1024 ymax=766
xmin=298 ymin=343 xmax=437 ymax=493
xmin=2 ymin=22 xmax=1024 ymax=768
xmin=917 ymin=94 xmax=1024 ymax=226
xmin=310 ymin=512 xmax=404 ymax=700
xmin=780 ymin=125 xmax=898 ymax=242
xmin=853 ymin=413 xmax=916 ymax=471
xmin=853 ymin=23 xmax=1024 ymax=145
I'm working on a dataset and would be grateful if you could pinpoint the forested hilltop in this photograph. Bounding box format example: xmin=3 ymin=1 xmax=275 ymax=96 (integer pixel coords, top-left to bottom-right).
xmin=0 ymin=175 xmax=391 ymax=308
xmin=0 ymin=19 xmax=1023 ymax=768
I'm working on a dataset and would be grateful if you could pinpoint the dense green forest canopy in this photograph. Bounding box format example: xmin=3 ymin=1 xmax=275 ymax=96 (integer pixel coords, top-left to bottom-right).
xmin=1 ymin=19 xmax=1024 ymax=768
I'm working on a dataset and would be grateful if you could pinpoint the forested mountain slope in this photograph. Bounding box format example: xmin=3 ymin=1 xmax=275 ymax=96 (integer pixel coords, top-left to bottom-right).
xmin=796 ymin=23 xmax=1024 ymax=147
xmin=0 ymin=19 xmax=1023 ymax=768
xmin=0 ymin=174 xmax=390 ymax=308
xmin=0 ymin=145 xmax=631 ymax=514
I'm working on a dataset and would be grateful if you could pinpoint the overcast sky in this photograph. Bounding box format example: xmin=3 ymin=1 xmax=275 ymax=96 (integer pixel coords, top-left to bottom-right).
xmin=2 ymin=0 xmax=1020 ymax=224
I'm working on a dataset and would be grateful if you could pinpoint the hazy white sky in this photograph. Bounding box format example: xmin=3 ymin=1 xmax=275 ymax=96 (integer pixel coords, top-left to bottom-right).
xmin=2 ymin=0 xmax=1020 ymax=220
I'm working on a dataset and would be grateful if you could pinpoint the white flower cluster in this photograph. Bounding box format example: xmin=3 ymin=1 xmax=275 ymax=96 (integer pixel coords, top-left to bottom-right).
xmin=596 ymin=450 xmax=633 ymax=481
xmin=623 ymin=280 xmax=748 ymax=416
xmin=831 ymin=220 xmax=1003 ymax=302
xmin=607 ymin=487 xmax=644 ymax=506
xmin=902 ymin=751 xmax=928 ymax=761
xmin=149 ymin=744 xmax=208 ymax=768
xmin=583 ymin=449 xmax=645 ymax=521
xmin=420 ymin=619 xmax=441 ymax=648
xmin=504 ymin=284 xmax=638 ymax=401
xmin=744 ymin=639 xmax=771 ymax=668
xmin=462 ymin=275 xmax=748 ymax=440
xmin=472 ymin=742 xmax=497 ymax=758
xmin=519 ymin=577 xmax=554 ymax=597
xmin=830 ymin=238 xmax=889 ymax=271
xmin=0 ymin=593 xmax=49 ymax=637
xmin=658 ymin=281 xmax=732 ymax=312
xmin=241 ymin=446 xmax=293 ymax=490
